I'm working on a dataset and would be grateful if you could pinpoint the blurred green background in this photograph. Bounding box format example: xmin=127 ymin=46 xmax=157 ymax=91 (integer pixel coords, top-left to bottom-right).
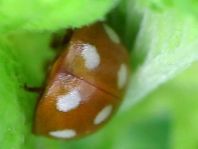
xmin=0 ymin=0 xmax=197 ymax=149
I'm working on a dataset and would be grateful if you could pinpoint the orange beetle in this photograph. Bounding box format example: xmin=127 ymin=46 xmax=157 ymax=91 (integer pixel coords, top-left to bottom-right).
xmin=34 ymin=22 xmax=130 ymax=139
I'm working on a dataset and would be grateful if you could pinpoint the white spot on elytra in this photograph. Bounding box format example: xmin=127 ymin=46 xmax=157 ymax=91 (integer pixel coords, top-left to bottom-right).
xmin=49 ymin=129 xmax=76 ymax=139
xmin=94 ymin=105 xmax=113 ymax=125
xmin=56 ymin=89 xmax=81 ymax=112
xmin=81 ymin=44 xmax=100 ymax=70
xmin=117 ymin=64 xmax=128 ymax=89
xmin=103 ymin=24 xmax=120 ymax=43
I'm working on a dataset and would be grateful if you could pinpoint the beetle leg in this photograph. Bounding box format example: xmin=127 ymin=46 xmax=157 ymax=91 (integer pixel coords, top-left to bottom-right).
xmin=24 ymin=84 xmax=44 ymax=93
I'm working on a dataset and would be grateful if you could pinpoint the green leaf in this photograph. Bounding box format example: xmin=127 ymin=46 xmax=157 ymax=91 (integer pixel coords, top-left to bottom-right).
xmin=169 ymin=63 xmax=198 ymax=149
xmin=141 ymin=0 xmax=198 ymax=17
xmin=0 ymin=0 xmax=116 ymax=32
xmin=122 ymin=8 xmax=198 ymax=111
xmin=0 ymin=33 xmax=54 ymax=149
xmin=0 ymin=43 xmax=25 ymax=149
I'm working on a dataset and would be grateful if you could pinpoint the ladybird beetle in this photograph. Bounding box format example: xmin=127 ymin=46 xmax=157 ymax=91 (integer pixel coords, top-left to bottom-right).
xmin=34 ymin=22 xmax=130 ymax=139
